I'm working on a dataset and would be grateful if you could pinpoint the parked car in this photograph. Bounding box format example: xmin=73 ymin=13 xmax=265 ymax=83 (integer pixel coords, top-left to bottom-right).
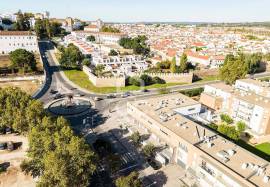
xmin=53 ymin=93 xmax=63 ymax=100
xmin=147 ymin=158 xmax=162 ymax=170
xmin=50 ymin=89 xmax=58 ymax=94
xmin=107 ymin=94 xmax=116 ymax=99
xmin=0 ymin=142 xmax=7 ymax=150
xmin=94 ymin=97 xmax=103 ymax=101
xmin=7 ymin=141 xmax=14 ymax=151
xmin=5 ymin=127 xmax=12 ymax=134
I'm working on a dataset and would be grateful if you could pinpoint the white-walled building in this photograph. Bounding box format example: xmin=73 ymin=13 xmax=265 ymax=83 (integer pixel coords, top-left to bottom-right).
xmin=0 ymin=31 xmax=38 ymax=54
xmin=235 ymin=79 xmax=270 ymax=98
xmin=200 ymin=80 xmax=270 ymax=138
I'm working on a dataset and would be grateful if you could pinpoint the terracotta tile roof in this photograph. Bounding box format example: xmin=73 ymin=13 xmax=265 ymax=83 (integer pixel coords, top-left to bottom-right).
xmin=0 ymin=31 xmax=35 ymax=36
xmin=186 ymin=51 xmax=210 ymax=60
xmin=85 ymin=25 xmax=98 ymax=29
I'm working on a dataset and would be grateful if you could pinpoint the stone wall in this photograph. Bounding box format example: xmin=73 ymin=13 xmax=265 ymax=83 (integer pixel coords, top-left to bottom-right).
xmin=82 ymin=66 xmax=125 ymax=87
xmin=132 ymin=72 xmax=193 ymax=84
xmin=0 ymin=75 xmax=45 ymax=82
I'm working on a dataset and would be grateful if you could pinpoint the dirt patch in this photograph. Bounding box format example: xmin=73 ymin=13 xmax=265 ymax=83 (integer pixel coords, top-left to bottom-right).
xmin=0 ymin=166 xmax=36 ymax=187
xmin=0 ymin=56 xmax=11 ymax=68
xmin=0 ymin=80 xmax=41 ymax=95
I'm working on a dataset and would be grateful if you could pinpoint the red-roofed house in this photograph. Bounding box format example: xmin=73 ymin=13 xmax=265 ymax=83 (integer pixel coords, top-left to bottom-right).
xmin=186 ymin=51 xmax=211 ymax=66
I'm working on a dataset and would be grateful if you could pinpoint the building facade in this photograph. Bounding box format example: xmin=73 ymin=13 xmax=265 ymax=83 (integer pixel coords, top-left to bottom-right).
xmin=0 ymin=31 xmax=38 ymax=54
xmin=127 ymin=93 xmax=270 ymax=187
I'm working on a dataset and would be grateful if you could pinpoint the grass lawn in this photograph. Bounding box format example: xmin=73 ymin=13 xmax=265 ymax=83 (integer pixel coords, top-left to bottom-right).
xmin=195 ymin=75 xmax=220 ymax=83
xmin=255 ymin=142 xmax=270 ymax=155
xmin=63 ymin=69 xmax=186 ymax=94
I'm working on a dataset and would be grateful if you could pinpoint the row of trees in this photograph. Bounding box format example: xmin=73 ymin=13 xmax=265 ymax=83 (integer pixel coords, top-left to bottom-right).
xmin=119 ymin=36 xmax=150 ymax=56
xmin=34 ymin=19 xmax=63 ymax=39
xmin=101 ymin=26 xmax=120 ymax=33
xmin=127 ymin=74 xmax=166 ymax=87
xmin=0 ymin=87 xmax=97 ymax=186
xmin=153 ymin=54 xmax=189 ymax=73
xmin=219 ymin=53 xmax=262 ymax=84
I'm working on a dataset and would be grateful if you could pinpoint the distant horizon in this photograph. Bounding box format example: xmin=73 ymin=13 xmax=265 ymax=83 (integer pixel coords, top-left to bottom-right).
xmin=1 ymin=0 xmax=270 ymax=23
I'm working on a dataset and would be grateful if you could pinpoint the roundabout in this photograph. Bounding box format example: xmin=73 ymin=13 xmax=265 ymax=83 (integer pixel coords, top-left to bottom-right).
xmin=47 ymin=95 xmax=92 ymax=116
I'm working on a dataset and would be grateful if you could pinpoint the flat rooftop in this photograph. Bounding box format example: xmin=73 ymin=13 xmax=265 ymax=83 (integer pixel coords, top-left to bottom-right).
xmin=129 ymin=93 xmax=270 ymax=187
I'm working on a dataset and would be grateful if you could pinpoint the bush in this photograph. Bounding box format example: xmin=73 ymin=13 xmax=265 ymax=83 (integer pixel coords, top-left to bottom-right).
xmin=140 ymin=74 xmax=153 ymax=86
xmin=220 ymin=114 xmax=234 ymax=124
xmin=180 ymin=88 xmax=204 ymax=97
xmin=152 ymin=76 xmax=166 ymax=84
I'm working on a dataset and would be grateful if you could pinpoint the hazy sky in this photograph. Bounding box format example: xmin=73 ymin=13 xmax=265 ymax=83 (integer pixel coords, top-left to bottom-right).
xmin=1 ymin=0 xmax=270 ymax=22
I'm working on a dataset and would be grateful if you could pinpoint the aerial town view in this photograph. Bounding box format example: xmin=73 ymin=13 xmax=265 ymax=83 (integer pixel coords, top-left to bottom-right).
xmin=1 ymin=0 xmax=270 ymax=187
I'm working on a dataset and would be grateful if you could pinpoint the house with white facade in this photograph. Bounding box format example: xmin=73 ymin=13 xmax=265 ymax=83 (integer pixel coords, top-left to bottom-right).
xmin=0 ymin=31 xmax=39 ymax=55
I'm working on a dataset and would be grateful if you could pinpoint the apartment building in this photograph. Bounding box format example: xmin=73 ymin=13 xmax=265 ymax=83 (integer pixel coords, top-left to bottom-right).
xmin=200 ymin=80 xmax=270 ymax=137
xmin=127 ymin=93 xmax=270 ymax=187
xmin=235 ymin=79 xmax=270 ymax=98
xmin=0 ymin=31 xmax=38 ymax=54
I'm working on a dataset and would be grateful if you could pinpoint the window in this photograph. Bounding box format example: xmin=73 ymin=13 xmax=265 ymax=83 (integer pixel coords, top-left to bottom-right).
xmin=188 ymin=108 xmax=195 ymax=111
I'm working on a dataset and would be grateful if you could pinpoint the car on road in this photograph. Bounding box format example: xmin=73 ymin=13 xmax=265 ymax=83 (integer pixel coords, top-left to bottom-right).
xmin=5 ymin=127 xmax=12 ymax=134
xmin=0 ymin=142 xmax=7 ymax=150
xmin=121 ymin=92 xmax=131 ymax=98
xmin=147 ymin=158 xmax=162 ymax=170
xmin=53 ymin=93 xmax=63 ymax=100
xmin=107 ymin=94 xmax=116 ymax=99
xmin=94 ymin=97 xmax=103 ymax=101
xmin=141 ymin=89 xmax=149 ymax=92
xmin=7 ymin=141 xmax=14 ymax=151
xmin=50 ymin=89 xmax=58 ymax=94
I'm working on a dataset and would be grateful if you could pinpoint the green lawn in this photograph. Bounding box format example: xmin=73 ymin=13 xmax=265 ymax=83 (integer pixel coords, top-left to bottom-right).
xmin=196 ymin=75 xmax=220 ymax=83
xmin=255 ymin=142 xmax=270 ymax=155
xmin=63 ymin=69 xmax=186 ymax=94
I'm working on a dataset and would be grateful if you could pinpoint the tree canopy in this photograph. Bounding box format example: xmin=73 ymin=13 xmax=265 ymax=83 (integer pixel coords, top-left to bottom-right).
xmin=115 ymin=171 xmax=142 ymax=187
xmin=101 ymin=26 xmax=120 ymax=33
xmin=0 ymin=87 xmax=43 ymax=134
xmin=119 ymin=36 xmax=150 ymax=56
xmin=13 ymin=11 xmax=31 ymax=31
xmin=0 ymin=87 xmax=97 ymax=186
xmin=87 ymin=35 xmax=96 ymax=42
xmin=34 ymin=19 xmax=63 ymax=39
xmin=219 ymin=53 xmax=262 ymax=84
xmin=59 ymin=44 xmax=83 ymax=68
xmin=9 ymin=49 xmax=37 ymax=74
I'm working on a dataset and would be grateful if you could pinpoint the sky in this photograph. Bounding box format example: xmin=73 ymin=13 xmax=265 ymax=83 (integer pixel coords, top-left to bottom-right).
xmin=0 ymin=0 xmax=270 ymax=23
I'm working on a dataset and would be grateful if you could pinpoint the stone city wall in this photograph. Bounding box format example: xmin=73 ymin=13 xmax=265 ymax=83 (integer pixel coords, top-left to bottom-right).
xmin=133 ymin=72 xmax=193 ymax=84
xmin=82 ymin=66 xmax=125 ymax=87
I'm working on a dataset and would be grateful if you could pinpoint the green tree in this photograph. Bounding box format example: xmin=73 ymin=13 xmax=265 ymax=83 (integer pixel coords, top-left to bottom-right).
xmin=130 ymin=131 xmax=141 ymax=146
xmin=9 ymin=49 xmax=36 ymax=74
xmin=170 ymin=57 xmax=176 ymax=73
xmin=87 ymin=35 xmax=96 ymax=42
xmin=14 ymin=11 xmax=30 ymax=31
xmin=82 ymin=58 xmax=90 ymax=66
xmin=142 ymin=143 xmax=156 ymax=158
xmin=101 ymin=26 xmax=120 ymax=33
xmin=217 ymin=123 xmax=240 ymax=140
xmin=109 ymin=49 xmax=119 ymax=56
xmin=220 ymin=114 xmax=234 ymax=124
xmin=59 ymin=44 xmax=83 ymax=68
xmin=115 ymin=171 xmax=142 ymax=187
xmin=179 ymin=53 xmax=188 ymax=73
xmin=236 ymin=121 xmax=246 ymax=133
xmin=107 ymin=154 xmax=122 ymax=173
xmin=140 ymin=74 xmax=153 ymax=86
xmin=94 ymin=64 xmax=105 ymax=76
xmin=219 ymin=53 xmax=261 ymax=84
xmin=152 ymin=76 xmax=166 ymax=84
xmin=119 ymin=36 xmax=150 ymax=56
